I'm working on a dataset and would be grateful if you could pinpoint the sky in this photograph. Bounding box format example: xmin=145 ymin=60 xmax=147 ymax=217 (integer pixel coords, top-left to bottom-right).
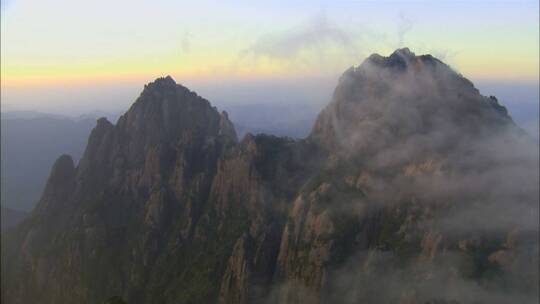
xmin=0 ymin=0 xmax=538 ymax=131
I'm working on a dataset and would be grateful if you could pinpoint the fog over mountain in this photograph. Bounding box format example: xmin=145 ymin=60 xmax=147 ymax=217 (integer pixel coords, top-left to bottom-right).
xmin=1 ymin=49 xmax=537 ymax=304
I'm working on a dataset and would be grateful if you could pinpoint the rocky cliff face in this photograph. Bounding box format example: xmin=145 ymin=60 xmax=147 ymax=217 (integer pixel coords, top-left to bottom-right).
xmin=2 ymin=50 xmax=538 ymax=304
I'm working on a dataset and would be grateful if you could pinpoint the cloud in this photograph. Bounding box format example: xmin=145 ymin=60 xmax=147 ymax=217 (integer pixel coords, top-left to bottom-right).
xmin=324 ymin=249 xmax=538 ymax=304
xmin=240 ymin=13 xmax=363 ymax=64
xmin=319 ymin=51 xmax=539 ymax=230
xmin=237 ymin=12 xmax=461 ymax=78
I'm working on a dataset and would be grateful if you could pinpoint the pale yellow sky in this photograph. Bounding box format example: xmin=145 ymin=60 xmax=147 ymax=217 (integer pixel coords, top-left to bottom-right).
xmin=1 ymin=0 xmax=538 ymax=113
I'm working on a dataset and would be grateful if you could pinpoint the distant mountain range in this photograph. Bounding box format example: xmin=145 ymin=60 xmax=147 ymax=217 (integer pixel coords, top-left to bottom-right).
xmin=1 ymin=49 xmax=538 ymax=304
xmin=1 ymin=114 xmax=97 ymax=211
xmin=225 ymin=103 xmax=320 ymax=139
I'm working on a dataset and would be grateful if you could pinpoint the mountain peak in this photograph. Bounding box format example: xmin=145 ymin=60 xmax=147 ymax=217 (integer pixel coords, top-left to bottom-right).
xmin=78 ymin=76 xmax=239 ymax=171
xmin=125 ymin=77 xmax=232 ymax=136
xmin=139 ymin=75 xmax=193 ymax=100
xmin=393 ymin=47 xmax=414 ymax=56
xmin=364 ymin=47 xmax=441 ymax=72
xmin=311 ymin=48 xmax=514 ymax=154
xmin=34 ymin=154 xmax=76 ymax=212
xmin=152 ymin=75 xmax=177 ymax=86
xmin=96 ymin=117 xmax=113 ymax=128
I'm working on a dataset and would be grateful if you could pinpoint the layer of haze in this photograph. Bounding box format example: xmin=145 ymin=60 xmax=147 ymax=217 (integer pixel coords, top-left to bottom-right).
xmin=1 ymin=0 xmax=538 ymax=137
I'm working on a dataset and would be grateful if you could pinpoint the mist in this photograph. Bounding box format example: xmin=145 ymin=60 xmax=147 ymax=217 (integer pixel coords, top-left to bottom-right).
xmin=267 ymin=50 xmax=540 ymax=303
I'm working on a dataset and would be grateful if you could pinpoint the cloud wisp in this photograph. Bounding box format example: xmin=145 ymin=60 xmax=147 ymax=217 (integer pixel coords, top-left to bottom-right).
xmin=239 ymin=13 xmax=364 ymax=68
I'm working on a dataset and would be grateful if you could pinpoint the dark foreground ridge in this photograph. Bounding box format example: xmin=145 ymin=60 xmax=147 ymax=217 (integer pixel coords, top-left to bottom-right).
xmin=2 ymin=49 xmax=538 ymax=304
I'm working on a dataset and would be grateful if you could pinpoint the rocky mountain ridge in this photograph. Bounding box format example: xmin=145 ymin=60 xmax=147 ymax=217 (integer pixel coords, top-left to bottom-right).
xmin=2 ymin=49 xmax=538 ymax=304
